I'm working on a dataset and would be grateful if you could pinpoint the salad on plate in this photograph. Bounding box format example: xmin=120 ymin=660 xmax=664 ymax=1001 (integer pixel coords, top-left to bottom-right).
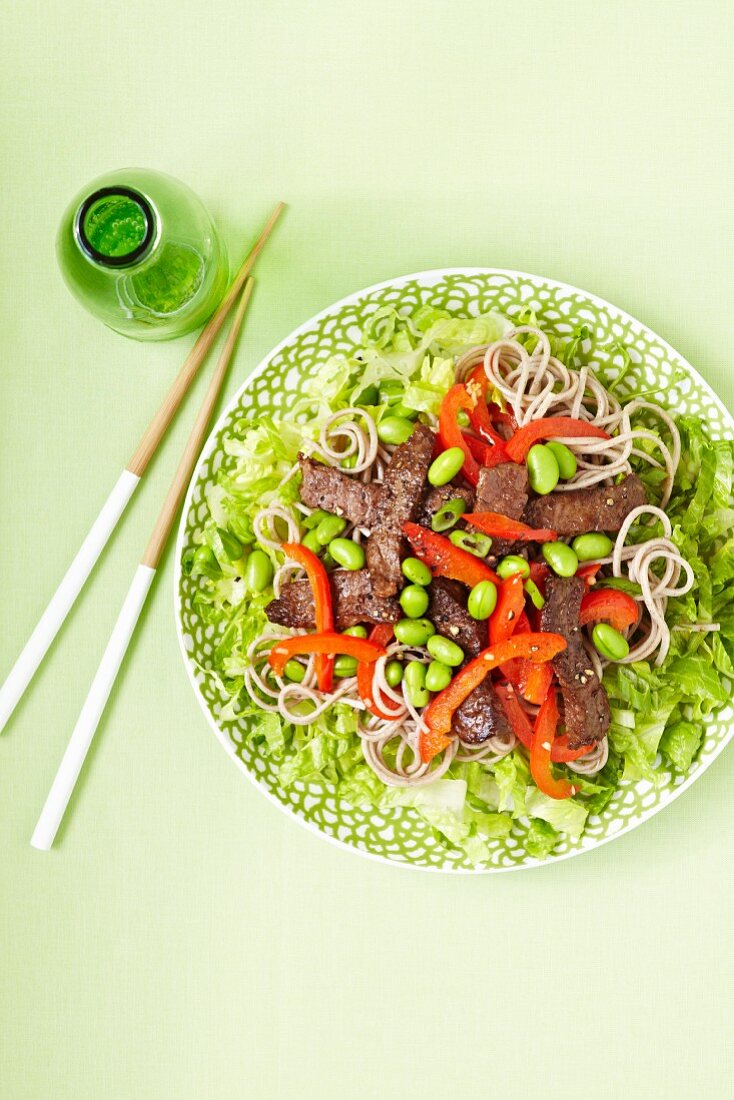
xmin=182 ymin=304 xmax=734 ymax=863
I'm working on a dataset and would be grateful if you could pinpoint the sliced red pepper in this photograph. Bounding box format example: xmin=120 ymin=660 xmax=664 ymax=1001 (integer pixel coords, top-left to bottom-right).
xmin=420 ymin=632 xmax=566 ymax=757
xmin=465 ymin=382 xmax=505 ymax=448
xmin=357 ymin=624 xmax=403 ymax=720
xmin=464 ymin=511 xmax=558 ymax=543
xmin=580 ymin=589 xmax=639 ymax=632
xmin=520 ymin=661 xmax=553 ymax=706
xmin=505 ymin=417 xmax=611 ymax=462
xmin=402 ymin=523 xmax=498 ymax=587
xmin=515 ymin=610 xmax=531 ymax=634
xmin=438 ymin=384 xmax=481 ymax=485
xmin=530 ymin=689 xmax=578 ymax=799
xmin=495 ymin=684 xmax=590 ymax=762
xmin=268 ymin=631 xmax=386 ymax=677
xmin=283 ymin=542 xmax=334 ymax=691
xmin=489 ymin=574 xmax=526 ymax=644
xmin=497 ymin=609 xmax=537 ymax=696
xmin=462 ymin=433 xmax=509 ymax=467
xmin=467 ymin=365 xmax=518 ymax=431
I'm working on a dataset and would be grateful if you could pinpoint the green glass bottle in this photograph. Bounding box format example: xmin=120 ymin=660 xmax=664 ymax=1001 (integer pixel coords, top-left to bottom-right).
xmin=57 ymin=168 xmax=228 ymax=341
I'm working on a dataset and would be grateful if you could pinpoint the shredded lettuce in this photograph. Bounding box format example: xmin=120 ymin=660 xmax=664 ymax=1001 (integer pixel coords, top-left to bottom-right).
xmin=184 ymin=305 xmax=734 ymax=863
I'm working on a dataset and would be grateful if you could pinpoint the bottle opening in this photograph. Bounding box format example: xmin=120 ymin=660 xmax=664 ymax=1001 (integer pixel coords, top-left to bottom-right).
xmin=76 ymin=186 xmax=155 ymax=267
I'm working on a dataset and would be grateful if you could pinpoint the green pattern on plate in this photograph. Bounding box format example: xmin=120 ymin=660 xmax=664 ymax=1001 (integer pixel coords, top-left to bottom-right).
xmin=175 ymin=269 xmax=734 ymax=873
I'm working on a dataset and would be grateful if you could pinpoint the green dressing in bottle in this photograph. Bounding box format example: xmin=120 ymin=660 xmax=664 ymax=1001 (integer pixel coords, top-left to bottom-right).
xmin=57 ymin=169 xmax=228 ymax=341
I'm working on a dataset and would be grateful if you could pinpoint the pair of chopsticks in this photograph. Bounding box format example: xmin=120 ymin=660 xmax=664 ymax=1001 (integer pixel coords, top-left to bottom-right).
xmin=0 ymin=201 xmax=283 ymax=849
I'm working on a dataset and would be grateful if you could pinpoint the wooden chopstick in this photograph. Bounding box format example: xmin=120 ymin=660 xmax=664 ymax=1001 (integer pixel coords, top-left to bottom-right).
xmin=0 ymin=203 xmax=283 ymax=735
xmin=31 ymin=279 xmax=255 ymax=851
xmin=142 ymin=279 xmax=254 ymax=568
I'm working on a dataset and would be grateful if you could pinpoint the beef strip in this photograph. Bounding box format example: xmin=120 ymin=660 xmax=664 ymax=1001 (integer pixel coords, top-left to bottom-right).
xmin=428 ymin=577 xmax=487 ymax=656
xmin=474 ymin=462 xmax=529 ymax=518
xmin=298 ymin=455 xmax=380 ymax=528
xmin=266 ymin=570 xmax=400 ymax=630
xmin=427 ymin=577 xmax=511 ymax=745
xmin=524 ymin=474 xmax=646 ymax=536
xmin=540 ymin=575 xmax=611 ymax=747
xmin=453 ymin=679 xmax=512 ymax=745
xmin=473 ymin=462 xmax=530 ymax=559
xmin=366 ymin=424 xmax=435 ymax=597
xmin=414 ymin=485 xmax=475 ymax=528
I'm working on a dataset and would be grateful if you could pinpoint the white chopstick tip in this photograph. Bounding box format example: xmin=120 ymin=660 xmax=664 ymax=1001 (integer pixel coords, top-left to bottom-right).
xmin=30 ymin=827 xmax=54 ymax=852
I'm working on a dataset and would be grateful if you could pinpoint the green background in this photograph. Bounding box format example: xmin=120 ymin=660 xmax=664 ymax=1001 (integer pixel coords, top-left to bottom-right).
xmin=1 ymin=2 xmax=732 ymax=1097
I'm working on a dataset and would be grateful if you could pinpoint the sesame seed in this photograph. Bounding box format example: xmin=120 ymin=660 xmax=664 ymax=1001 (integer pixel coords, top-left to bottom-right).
xmin=606 ymin=498 xmax=614 ymax=506
xmin=450 ymin=626 xmax=460 ymax=636
xmin=579 ymin=675 xmax=588 ymax=684
xmin=571 ymin=786 xmax=578 ymax=796
xmin=275 ymin=647 xmax=288 ymax=655
xmin=508 ymin=611 xmax=515 ymax=621
xmin=484 ymin=653 xmax=494 ymax=661
xmin=530 ymin=644 xmax=539 ymax=652
xmin=542 ymin=741 xmax=551 ymax=751
xmin=584 ymin=668 xmax=594 ymax=676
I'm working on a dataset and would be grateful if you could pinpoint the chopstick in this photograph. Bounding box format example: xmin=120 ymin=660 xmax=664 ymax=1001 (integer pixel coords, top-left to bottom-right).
xmin=0 ymin=202 xmax=283 ymax=734
xmin=31 ymin=279 xmax=255 ymax=851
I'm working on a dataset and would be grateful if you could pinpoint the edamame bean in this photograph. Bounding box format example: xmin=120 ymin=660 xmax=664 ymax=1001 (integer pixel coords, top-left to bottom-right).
xmin=425 ymin=660 xmax=452 ymax=692
xmin=400 ymin=584 xmax=430 ymax=618
xmin=527 ymin=444 xmax=560 ymax=495
xmin=303 ymin=508 xmax=331 ymax=530
xmin=546 ymin=441 xmax=578 ymax=480
xmin=572 ymin=533 xmax=614 ymax=562
xmin=390 ymin=402 xmax=419 ymax=421
xmin=467 ymin=579 xmax=497 ymax=620
xmin=431 ymin=498 xmax=466 ymax=532
xmin=592 ymin=622 xmax=630 ymax=661
xmin=244 ymin=549 xmax=274 ymax=592
xmin=315 ymin=513 xmax=347 ymax=545
xmin=377 ymin=416 xmax=414 ymax=445
xmin=216 ymin=527 xmax=244 ymax=560
xmin=402 ymin=557 xmax=432 ymax=586
xmin=404 ymin=661 xmax=430 ymax=708
xmin=283 ymin=660 xmax=306 ymax=683
xmin=449 ymin=529 xmax=492 ymax=557
xmin=385 ymin=660 xmax=404 ymax=687
xmin=191 ymin=544 xmax=222 ymax=579
xmin=524 ymin=579 xmax=546 ymax=610
xmin=343 ymin=625 xmax=368 ymax=638
xmin=541 ymin=541 xmax=579 ymax=577
xmin=329 ymin=538 xmax=366 ymax=570
xmin=394 ymin=618 xmax=436 ymax=646
xmin=428 ymin=446 xmax=465 ymax=487
xmin=496 ymin=555 xmax=530 ymax=579
xmin=334 ymin=655 xmax=358 ymax=678
xmin=426 ymin=634 xmax=464 ymax=667
xmin=302 ymin=530 xmax=322 ymax=554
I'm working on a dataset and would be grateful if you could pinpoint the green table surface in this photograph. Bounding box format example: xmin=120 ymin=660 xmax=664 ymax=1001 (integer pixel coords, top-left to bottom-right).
xmin=2 ymin=3 xmax=733 ymax=1097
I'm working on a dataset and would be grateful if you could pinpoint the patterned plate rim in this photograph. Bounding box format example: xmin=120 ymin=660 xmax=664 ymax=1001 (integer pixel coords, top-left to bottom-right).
xmin=174 ymin=267 xmax=734 ymax=874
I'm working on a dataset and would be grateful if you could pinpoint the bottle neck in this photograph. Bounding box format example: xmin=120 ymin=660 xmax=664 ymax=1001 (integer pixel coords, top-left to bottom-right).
xmin=75 ymin=186 xmax=157 ymax=268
